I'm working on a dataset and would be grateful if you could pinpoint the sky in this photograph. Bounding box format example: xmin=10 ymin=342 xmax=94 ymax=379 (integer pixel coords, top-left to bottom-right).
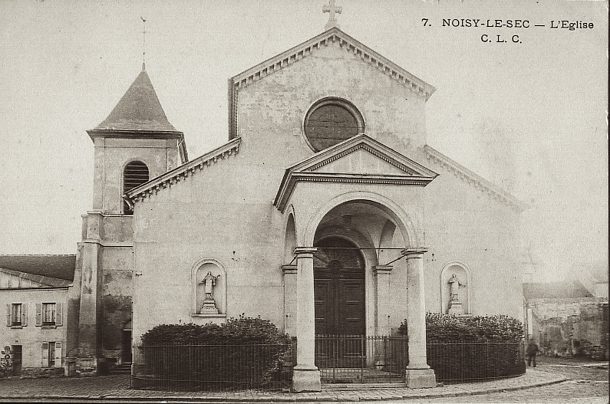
xmin=0 ymin=0 xmax=607 ymax=282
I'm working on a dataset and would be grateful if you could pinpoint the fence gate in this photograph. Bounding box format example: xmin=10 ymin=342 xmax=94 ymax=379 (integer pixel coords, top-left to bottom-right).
xmin=315 ymin=335 xmax=407 ymax=383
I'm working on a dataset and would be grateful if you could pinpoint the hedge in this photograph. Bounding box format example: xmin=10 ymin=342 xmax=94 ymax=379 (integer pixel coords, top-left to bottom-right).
xmin=399 ymin=313 xmax=526 ymax=382
xmin=138 ymin=316 xmax=293 ymax=390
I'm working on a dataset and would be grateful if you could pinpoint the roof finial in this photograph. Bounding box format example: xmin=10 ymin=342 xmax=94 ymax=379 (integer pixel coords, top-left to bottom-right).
xmin=322 ymin=0 xmax=342 ymax=30
xmin=140 ymin=16 xmax=147 ymax=71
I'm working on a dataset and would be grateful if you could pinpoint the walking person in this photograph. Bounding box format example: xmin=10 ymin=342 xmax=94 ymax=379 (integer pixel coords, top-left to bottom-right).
xmin=526 ymin=339 xmax=540 ymax=367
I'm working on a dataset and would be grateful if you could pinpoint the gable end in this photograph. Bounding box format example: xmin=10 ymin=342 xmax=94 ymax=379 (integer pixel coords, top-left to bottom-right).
xmin=228 ymin=28 xmax=435 ymax=139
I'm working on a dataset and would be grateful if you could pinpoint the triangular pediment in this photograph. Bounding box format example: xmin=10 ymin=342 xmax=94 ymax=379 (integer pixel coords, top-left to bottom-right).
xmin=229 ymin=27 xmax=435 ymax=139
xmin=274 ymin=134 xmax=438 ymax=212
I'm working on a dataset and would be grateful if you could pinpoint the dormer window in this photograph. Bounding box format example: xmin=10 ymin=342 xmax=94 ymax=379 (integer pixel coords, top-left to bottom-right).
xmin=123 ymin=161 xmax=149 ymax=214
xmin=304 ymin=98 xmax=364 ymax=152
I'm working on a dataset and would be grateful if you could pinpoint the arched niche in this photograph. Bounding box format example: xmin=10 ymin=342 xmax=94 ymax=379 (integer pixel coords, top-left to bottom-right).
xmin=440 ymin=262 xmax=471 ymax=315
xmin=191 ymin=259 xmax=227 ymax=317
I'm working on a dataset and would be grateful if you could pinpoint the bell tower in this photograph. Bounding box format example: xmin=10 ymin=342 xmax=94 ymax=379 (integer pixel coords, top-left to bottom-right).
xmin=67 ymin=66 xmax=187 ymax=375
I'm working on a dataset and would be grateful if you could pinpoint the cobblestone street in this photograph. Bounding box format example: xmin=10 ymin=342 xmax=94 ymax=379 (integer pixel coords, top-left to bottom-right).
xmin=0 ymin=357 xmax=606 ymax=402
xmin=423 ymin=356 xmax=608 ymax=403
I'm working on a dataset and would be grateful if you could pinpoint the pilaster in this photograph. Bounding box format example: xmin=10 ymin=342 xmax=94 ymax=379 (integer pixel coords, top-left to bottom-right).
xmin=75 ymin=211 xmax=104 ymax=375
xmin=373 ymin=265 xmax=393 ymax=336
xmin=282 ymin=264 xmax=298 ymax=336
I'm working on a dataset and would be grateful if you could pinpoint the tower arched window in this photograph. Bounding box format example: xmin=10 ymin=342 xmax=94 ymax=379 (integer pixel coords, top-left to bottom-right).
xmin=123 ymin=161 xmax=149 ymax=215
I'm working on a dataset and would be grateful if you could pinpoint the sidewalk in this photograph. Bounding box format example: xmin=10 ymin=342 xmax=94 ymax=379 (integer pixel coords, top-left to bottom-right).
xmin=0 ymin=369 xmax=566 ymax=402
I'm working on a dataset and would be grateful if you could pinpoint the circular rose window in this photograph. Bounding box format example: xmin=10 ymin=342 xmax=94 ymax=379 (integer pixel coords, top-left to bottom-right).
xmin=304 ymin=99 xmax=363 ymax=151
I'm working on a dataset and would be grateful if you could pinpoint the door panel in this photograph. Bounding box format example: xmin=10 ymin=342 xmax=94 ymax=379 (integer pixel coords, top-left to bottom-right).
xmin=314 ymin=237 xmax=366 ymax=367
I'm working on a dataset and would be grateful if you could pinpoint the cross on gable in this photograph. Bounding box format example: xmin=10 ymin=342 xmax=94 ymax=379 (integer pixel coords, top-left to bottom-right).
xmin=323 ymin=0 xmax=342 ymax=30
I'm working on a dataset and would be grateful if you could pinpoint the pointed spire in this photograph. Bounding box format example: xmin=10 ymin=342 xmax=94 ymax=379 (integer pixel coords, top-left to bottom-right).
xmin=93 ymin=69 xmax=179 ymax=133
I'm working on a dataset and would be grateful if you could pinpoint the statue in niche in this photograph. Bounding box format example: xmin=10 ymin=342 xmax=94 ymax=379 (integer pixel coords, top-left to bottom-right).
xmin=447 ymin=273 xmax=467 ymax=315
xmin=200 ymin=271 xmax=220 ymax=314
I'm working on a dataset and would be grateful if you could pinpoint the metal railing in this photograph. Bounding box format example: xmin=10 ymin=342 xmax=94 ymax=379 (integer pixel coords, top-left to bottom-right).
xmin=315 ymin=335 xmax=408 ymax=383
xmin=131 ymin=338 xmax=526 ymax=389
xmin=427 ymin=341 xmax=525 ymax=383
xmin=132 ymin=343 xmax=295 ymax=391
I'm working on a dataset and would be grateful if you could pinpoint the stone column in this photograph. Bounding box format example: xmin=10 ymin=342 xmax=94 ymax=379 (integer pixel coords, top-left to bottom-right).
xmin=404 ymin=248 xmax=436 ymax=388
xmin=281 ymin=264 xmax=298 ymax=336
xmin=292 ymin=247 xmax=321 ymax=392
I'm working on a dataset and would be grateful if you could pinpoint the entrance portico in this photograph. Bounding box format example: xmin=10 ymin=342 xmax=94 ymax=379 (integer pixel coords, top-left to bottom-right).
xmin=275 ymin=135 xmax=438 ymax=391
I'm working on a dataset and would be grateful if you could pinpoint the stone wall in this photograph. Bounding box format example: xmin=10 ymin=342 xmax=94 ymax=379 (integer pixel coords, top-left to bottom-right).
xmin=528 ymin=297 xmax=608 ymax=359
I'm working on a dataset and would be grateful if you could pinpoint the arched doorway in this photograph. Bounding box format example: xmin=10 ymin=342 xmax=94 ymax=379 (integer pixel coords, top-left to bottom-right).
xmin=314 ymin=237 xmax=365 ymax=336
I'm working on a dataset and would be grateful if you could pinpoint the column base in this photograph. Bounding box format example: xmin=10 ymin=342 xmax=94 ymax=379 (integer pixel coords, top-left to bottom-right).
xmin=405 ymin=368 xmax=436 ymax=388
xmin=292 ymin=366 xmax=321 ymax=392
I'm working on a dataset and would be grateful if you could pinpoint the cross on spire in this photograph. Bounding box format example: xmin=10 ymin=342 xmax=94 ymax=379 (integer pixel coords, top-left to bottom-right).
xmin=322 ymin=0 xmax=342 ymax=30
xmin=140 ymin=16 xmax=147 ymax=71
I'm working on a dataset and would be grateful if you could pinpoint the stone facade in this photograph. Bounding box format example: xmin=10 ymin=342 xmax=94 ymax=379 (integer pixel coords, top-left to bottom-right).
xmin=123 ymin=28 xmax=524 ymax=390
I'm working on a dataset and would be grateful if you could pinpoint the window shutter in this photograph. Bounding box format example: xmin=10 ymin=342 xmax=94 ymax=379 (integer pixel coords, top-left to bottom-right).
xmin=5 ymin=304 xmax=10 ymax=327
xmin=55 ymin=303 xmax=63 ymax=327
xmin=22 ymin=303 xmax=28 ymax=326
xmin=54 ymin=342 xmax=62 ymax=368
xmin=35 ymin=303 xmax=42 ymax=326
xmin=41 ymin=342 xmax=49 ymax=367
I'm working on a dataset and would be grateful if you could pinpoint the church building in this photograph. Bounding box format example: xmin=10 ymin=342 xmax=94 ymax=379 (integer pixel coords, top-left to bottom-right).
xmin=3 ymin=6 xmax=526 ymax=392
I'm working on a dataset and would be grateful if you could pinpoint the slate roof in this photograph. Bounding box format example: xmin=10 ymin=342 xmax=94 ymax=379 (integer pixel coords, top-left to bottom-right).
xmin=93 ymin=68 xmax=180 ymax=133
xmin=0 ymin=254 xmax=76 ymax=281
xmin=523 ymin=281 xmax=594 ymax=300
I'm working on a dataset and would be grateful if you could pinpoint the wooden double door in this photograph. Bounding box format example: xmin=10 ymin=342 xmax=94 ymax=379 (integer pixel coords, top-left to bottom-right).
xmin=314 ymin=237 xmax=365 ymax=366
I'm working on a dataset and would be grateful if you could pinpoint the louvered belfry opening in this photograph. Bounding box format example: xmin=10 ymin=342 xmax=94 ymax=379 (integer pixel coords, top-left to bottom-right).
xmin=123 ymin=161 xmax=149 ymax=214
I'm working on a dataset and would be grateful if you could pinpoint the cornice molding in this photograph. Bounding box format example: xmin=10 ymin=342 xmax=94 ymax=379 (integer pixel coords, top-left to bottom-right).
xmin=424 ymin=145 xmax=527 ymax=212
xmin=228 ymin=27 xmax=435 ymax=139
xmin=126 ymin=137 xmax=241 ymax=203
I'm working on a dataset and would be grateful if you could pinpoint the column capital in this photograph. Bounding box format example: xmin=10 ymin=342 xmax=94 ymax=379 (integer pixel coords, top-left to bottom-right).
xmin=281 ymin=264 xmax=298 ymax=274
xmin=294 ymin=247 xmax=318 ymax=257
xmin=402 ymin=247 xmax=428 ymax=258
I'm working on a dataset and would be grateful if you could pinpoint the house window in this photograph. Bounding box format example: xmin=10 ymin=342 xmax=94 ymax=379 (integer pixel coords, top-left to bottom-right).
xmin=41 ymin=342 xmax=62 ymax=368
xmin=6 ymin=303 xmax=27 ymax=327
xmin=304 ymin=98 xmax=364 ymax=151
xmin=123 ymin=161 xmax=149 ymax=215
xmin=35 ymin=303 xmax=62 ymax=327
xmin=11 ymin=304 xmax=22 ymax=326
xmin=42 ymin=303 xmax=56 ymax=325
xmin=10 ymin=304 xmax=22 ymax=326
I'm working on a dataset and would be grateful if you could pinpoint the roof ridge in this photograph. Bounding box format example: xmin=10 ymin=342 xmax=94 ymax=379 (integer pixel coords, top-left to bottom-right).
xmin=126 ymin=137 xmax=242 ymax=203
xmin=424 ymin=145 xmax=527 ymax=212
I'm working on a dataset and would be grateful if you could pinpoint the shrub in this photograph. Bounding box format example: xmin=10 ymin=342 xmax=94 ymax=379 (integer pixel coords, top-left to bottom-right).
xmin=398 ymin=313 xmax=524 ymax=342
xmin=398 ymin=313 xmax=525 ymax=382
xmin=139 ymin=316 xmax=292 ymax=390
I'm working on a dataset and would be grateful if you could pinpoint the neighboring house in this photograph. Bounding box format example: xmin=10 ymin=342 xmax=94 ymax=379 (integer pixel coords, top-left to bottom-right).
xmin=523 ymin=280 xmax=608 ymax=360
xmin=0 ymin=255 xmax=74 ymax=376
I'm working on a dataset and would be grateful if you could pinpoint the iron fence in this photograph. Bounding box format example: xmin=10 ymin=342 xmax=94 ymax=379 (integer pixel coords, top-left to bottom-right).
xmin=427 ymin=341 xmax=525 ymax=383
xmin=315 ymin=335 xmax=408 ymax=383
xmin=131 ymin=338 xmax=526 ymax=390
xmin=132 ymin=342 xmax=295 ymax=391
